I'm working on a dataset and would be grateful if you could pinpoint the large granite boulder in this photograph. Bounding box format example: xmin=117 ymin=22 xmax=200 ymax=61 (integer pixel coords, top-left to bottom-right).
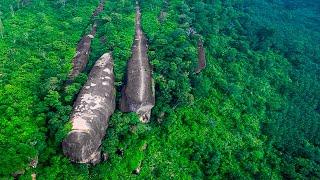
xmin=63 ymin=53 xmax=115 ymax=164
xmin=120 ymin=4 xmax=155 ymax=123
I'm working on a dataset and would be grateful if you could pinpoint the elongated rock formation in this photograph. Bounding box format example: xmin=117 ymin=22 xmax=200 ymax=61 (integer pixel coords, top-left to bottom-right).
xmin=68 ymin=29 xmax=95 ymax=80
xmin=63 ymin=53 xmax=115 ymax=164
xmin=68 ymin=1 xmax=105 ymax=80
xmin=195 ymin=39 xmax=206 ymax=73
xmin=120 ymin=3 xmax=155 ymax=123
xmin=92 ymin=1 xmax=105 ymax=17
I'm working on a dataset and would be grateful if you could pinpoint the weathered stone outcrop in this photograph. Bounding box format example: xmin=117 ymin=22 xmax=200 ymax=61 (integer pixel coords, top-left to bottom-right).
xmin=68 ymin=28 xmax=95 ymax=80
xmin=186 ymin=27 xmax=206 ymax=74
xmin=62 ymin=53 xmax=115 ymax=164
xmin=68 ymin=1 xmax=105 ymax=80
xmin=92 ymin=1 xmax=105 ymax=17
xmin=195 ymin=39 xmax=206 ymax=74
xmin=120 ymin=2 xmax=155 ymax=123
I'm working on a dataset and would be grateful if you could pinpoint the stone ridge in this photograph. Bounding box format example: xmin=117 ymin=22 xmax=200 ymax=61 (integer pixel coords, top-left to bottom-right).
xmin=120 ymin=2 xmax=155 ymax=123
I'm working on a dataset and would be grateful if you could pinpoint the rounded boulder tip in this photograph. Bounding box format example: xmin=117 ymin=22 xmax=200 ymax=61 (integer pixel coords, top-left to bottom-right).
xmin=62 ymin=131 xmax=97 ymax=163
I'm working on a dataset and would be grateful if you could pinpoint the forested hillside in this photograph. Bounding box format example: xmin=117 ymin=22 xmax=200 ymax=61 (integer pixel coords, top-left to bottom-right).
xmin=0 ymin=0 xmax=319 ymax=179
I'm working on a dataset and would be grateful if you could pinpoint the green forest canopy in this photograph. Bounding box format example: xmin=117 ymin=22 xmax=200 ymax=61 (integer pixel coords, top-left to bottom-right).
xmin=0 ymin=0 xmax=319 ymax=179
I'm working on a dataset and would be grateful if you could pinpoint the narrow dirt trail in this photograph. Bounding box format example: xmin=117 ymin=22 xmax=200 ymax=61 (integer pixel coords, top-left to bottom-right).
xmin=68 ymin=1 xmax=105 ymax=80
xmin=120 ymin=1 xmax=155 ymax=123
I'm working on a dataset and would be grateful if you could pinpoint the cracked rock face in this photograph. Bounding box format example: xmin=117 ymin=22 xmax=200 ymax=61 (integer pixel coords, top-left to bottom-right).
xmin=120 ymin=4 xmax=155 ymax=123
xmin=63 ymin=53 xmax=115 ymax=164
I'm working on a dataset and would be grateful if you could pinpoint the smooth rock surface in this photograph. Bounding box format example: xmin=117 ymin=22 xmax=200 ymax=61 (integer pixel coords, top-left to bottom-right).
xmin=63 ymin=53 xmax=115 ymax=164
xmin=120 ymin=3 xmax=155 ymax=123
xmin=68 ymin=32 xmax=94 ymax=80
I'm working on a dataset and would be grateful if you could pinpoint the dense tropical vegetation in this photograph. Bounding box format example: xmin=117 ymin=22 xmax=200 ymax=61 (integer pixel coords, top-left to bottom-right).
xmin=0 ymin=0 xmax=319 ymax=179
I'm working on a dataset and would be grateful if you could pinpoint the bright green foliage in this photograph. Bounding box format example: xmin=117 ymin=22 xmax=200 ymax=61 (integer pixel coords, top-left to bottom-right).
xmin=0 ymin=0 xmax=319 ymax=179
xmin=91 ymin=0 xmax=135 ymax=85
xmin=0 ymin=0 xmax=99 ymax=177
xmin=89 ymin=0 xmax=319 ymax=178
